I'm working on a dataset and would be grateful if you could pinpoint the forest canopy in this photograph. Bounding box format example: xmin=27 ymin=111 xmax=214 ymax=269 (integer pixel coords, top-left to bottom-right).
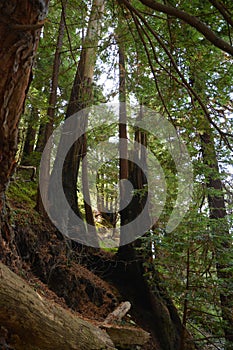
xmin=0 ymin=0 xmax=233 ymax=349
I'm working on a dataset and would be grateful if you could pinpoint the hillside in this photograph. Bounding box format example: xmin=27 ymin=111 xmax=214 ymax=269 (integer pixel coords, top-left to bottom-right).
xmin=0 ymin=173 xmax=157 ymax=350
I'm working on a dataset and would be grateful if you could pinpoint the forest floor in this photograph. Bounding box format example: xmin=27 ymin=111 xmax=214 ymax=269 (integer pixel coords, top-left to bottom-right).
xmin=1 ymin=174 xmax=158 ymax=350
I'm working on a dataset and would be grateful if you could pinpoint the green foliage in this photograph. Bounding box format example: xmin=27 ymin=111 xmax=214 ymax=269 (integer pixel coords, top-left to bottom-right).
xmin=16 ymin=0 xmax=233 ymax=347
xmin=7 ymin=173 xmax=38 ymax=209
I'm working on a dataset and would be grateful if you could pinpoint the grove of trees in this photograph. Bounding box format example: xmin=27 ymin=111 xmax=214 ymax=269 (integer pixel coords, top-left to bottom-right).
xmin=0 ymin=1 xmax=232 ymax=349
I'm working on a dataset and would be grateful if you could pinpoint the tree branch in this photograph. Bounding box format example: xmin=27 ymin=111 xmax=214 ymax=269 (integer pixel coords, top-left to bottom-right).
xmin=208 ymin=0 xmax=233 ymax=28
xmin=132 ymin=0 xmax=233 ymax=56
xmin=119 ymin=0 xmax=233 ymax=149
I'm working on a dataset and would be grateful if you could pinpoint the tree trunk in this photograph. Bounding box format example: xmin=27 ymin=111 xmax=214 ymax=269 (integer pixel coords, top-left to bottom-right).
xmin=36 ymin=1 xmax=67 ymax=214
xmin=82 ymin=133 xmax=98 ymax=237
xmin=118 ymin=35 xmax=129 ymax=228
xmin=35 ymin=121 xmax=46 ymax=153
xmin=35 ymin=2 xmax=66 ymax=155
xmin=21 ymin=107 xmax=40 ymax=164
xmin=48 ymin=0 xmax=104 ymax=245
xmin=0 ymin=0 xmax=49 ymax=237
xmin=118 ymin=37 xmax=128 ymax=182
xmin=200 ymin=128 xmax=233 ymax=348
xmin=114 ymin=245 xmax=193 ymax=350
xmin=63 ymin=0 xmax=104 ymax=243
xmin=44 ymin=0 xmax=67 ymax=147
xmin=0 ymin=262 xmax=116 ymax=350
xmin=116 ymin=106 xmax=190 ymax=349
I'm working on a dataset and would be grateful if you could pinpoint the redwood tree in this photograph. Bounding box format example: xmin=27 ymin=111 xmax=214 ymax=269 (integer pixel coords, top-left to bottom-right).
xmin=0 ymin=0 xmax=50 ymax=242
xmin=48 ymin=0 xmax=104 ymax=246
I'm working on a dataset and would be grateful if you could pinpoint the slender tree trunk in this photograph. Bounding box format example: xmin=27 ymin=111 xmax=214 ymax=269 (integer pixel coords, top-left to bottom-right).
xmin=180 ymin=248 xmax=190 ymax=350
xmin=82 ymin=133 xmax=98 ymax=238
xmin=35 ymin=1 xmax=67 ymax=155
xmin=36 ymin=1 xmax=67 ymax=214
xmin=35 ymin=121 xmax=46 ymax=153
xmin=0 ymin=0 xmax=49 ymax=241
xmin=97 ymin=171 xmax=105 ymax=212
xmin=117 ymin=33 xmax=129 ymax=248
xmin=21 ymin=107 xmax=40 ymax=164
xmin=44 ymin=0 xmax=67 ymax=147
xmin=118 ymin=40 xmax=128 ymax=182
xmin=200 ymin=128 xmax=233 ymax=348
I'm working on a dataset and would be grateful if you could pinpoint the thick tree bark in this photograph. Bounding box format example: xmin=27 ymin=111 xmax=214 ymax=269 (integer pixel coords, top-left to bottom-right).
xmin=0 ymin=262 xmax=116 ymax=350
xmin=0 ymin=0 xmax=49 ymax=237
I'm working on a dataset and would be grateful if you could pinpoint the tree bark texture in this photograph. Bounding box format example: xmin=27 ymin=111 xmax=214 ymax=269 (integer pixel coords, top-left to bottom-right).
xmin=0 ymin=0 xmax=49 ymax=229
xmin=0 ymin=262 xmax=116 ymax=350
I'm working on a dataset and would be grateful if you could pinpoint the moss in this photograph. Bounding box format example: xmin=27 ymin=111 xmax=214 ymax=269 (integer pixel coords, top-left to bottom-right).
xmin=7 ymin=176 xmax=37 ymax=209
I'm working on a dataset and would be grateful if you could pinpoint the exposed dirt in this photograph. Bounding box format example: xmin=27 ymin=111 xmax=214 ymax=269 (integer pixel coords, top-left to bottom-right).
xmin=0 ymin=197 xmax=162 ymax=349
xmin=12 ymin=224 xmax=118 ymax=321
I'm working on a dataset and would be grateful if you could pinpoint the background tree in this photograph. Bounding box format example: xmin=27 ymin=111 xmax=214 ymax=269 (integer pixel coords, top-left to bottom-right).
xmin=48 ymin=0 xmax=105 ymax=246
xmin=1 ymin=1 xmax=233 ymax=349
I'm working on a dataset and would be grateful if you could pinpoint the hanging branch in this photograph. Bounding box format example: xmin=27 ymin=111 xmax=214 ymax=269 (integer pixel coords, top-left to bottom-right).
xmin=61 ymin=0 xmax=77 ymax=65
xmin=131 ymin=13 xmax=173 ymax=123
xmin=124 ymin=5 xmax=191 ymax=125
xmin=118 ymin=0 xmax=232 ymax=149
xmin=208 ymin=0 xmax=233 ymax=45
xmin=208 ymin=0 xmax=233 ymax=28
xmin=135 ymin=0 xmax=233 ymax=56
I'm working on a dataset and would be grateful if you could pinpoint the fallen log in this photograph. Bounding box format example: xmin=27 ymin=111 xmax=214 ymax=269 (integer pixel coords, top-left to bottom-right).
xmin=101 ymin=324 xmax=150 ymax=349
xmin=0 ymin=262 xmax=116 ymax=350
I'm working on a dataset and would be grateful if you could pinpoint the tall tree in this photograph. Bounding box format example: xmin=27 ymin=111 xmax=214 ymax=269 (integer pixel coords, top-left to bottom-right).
xmin=117 ymin=29 xmax=129 ymax=236
xmin=113 ymin=1 xmax=233 ymax=348
xmin=113 ymin=10 xmax=189 ymax=349
xmin=0 ymin=0 xmax=49 ymax=243
xmin=36 ymin=0 xmax=67 ymax=156
xmin=36 ymin=0 xmax=67 ymax=214
xmin=48 ymin=0 xmax=104 ymax=245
